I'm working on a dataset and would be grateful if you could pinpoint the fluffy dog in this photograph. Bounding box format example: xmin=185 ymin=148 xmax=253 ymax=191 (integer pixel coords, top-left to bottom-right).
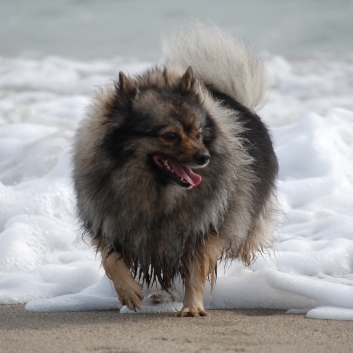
xmin=72 ymin=21 xmax=278 ymax=317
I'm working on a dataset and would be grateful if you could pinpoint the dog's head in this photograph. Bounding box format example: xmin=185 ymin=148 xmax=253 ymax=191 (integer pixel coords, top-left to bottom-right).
xmin=101 ymin=66 xmax=214 ymax=189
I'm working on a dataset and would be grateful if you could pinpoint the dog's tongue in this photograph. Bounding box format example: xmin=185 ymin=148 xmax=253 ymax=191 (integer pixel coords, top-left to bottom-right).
xmin=169 ymin=160 xmax=202 ymax=186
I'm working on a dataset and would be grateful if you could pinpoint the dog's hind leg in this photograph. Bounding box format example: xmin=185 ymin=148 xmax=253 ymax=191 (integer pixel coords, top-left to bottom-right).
xmin=177 ymin=235 xmax=224 ymax=317
xmin=101 ymin=249 xmax=144 ymax=311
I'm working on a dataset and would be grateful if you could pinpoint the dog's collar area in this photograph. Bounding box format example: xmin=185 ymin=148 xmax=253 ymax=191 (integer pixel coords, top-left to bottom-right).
xmin=152 ymin=155 xmax=202 ymax=188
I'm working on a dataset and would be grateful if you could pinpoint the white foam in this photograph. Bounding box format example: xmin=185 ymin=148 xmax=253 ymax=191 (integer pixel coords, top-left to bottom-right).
xmin=0 ymin=55 xmax=353 ymax=320
xmin=306 ymin=307 xmax=353 ymax=321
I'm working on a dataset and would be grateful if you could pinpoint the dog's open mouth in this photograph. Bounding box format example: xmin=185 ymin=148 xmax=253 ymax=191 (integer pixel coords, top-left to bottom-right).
xmin=152 ymin=155 xmax=202 ymax=188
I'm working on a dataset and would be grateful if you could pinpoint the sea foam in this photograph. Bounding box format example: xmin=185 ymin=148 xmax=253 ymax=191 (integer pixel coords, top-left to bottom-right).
xmin=1 ymin=54 xmax=353 ymax=320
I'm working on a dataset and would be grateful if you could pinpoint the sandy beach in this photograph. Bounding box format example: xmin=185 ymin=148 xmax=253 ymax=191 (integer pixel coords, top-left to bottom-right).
xmin=1 ymin=305 xmax=352 ymax=353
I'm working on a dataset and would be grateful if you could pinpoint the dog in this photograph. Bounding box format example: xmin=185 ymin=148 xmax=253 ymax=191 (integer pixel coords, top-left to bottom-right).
xmin=72 ymin=21 xmax=278 ymax=317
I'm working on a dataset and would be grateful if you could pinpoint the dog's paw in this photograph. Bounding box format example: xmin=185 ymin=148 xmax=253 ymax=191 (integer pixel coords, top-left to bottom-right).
xmin=146 ymin=291 xmax=178 ymax=304
xmin=176 ymin=306 xmax=208 ymax=317
xmin=116 ymin=280 xmax=144 ymax=311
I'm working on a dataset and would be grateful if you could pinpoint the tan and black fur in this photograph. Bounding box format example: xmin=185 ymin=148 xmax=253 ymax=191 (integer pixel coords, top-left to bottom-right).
xmin=72 ymin=21 xmax=278 ymax=316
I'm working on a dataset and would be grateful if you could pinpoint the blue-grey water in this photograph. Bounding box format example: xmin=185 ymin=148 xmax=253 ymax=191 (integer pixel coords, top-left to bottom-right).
xmin=1 ymin=0 xmax=353 ymax=60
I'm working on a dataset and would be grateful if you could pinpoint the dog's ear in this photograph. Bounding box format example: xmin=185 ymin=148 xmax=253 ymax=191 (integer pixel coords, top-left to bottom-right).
xmin=179 ymin=66 xmax=195 ymax=94
xmin=119 ymin=71 xmax=137 ymax=100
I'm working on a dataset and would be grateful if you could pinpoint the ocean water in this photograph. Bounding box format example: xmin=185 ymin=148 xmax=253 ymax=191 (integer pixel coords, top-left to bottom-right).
xmin=1 ymin=0 xmax=353 ymax=320
xmin=2 ymin=0 xmax=353 ymax=59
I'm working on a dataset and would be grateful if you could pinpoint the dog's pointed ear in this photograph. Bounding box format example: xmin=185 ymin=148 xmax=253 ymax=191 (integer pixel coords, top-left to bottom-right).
xmin=119 ymin=71 xmax=137 ymax=100
xmin=179 ymin=66 xmax=195 ymax=94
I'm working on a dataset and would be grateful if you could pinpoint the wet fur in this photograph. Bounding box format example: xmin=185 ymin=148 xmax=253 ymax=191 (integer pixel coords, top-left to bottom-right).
xmin=72 ymin=21 xmax=278 ymax=315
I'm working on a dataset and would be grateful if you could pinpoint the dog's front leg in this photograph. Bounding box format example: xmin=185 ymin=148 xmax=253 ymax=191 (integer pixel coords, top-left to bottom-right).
xmin=102 ymin=250 xmax=144 ymax=311
xmin=177 ymin=236 xmax=224 ymax=317
xmin=177 ymin=254 xmax=208 ymax=317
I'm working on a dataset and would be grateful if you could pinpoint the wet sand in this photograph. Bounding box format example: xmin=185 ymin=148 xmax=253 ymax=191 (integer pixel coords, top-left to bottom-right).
xmin=1 ymin=305 xmax=352 ymax=353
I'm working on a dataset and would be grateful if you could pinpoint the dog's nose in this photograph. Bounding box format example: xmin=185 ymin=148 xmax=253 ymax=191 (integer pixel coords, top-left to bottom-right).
xmin=194 ymin=152 xmax=210 ymax=166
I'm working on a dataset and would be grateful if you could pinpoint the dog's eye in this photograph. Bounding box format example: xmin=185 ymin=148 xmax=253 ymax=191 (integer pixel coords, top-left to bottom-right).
xmin=163 ymin=132 xmax=179 ymax=142
xmin=196 ymin=132 xmax=202 ymax=140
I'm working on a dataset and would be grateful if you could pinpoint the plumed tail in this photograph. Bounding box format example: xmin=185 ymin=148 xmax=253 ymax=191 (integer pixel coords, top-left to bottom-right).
xmin=161 ymin=20 xmax=267 ymax=110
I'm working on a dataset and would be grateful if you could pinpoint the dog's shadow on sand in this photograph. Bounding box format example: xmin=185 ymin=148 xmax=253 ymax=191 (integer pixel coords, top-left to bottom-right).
xmin=238 ymin=309 xmax=287 ymax=317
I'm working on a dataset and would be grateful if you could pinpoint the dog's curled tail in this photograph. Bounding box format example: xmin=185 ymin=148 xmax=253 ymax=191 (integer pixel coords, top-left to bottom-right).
xmin=161 ymin=20 xmax=267 ymax=110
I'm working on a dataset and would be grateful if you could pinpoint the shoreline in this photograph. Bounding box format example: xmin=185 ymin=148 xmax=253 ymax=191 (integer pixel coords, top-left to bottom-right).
xmin=1 ymin=304 xmax=352 ymax=353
